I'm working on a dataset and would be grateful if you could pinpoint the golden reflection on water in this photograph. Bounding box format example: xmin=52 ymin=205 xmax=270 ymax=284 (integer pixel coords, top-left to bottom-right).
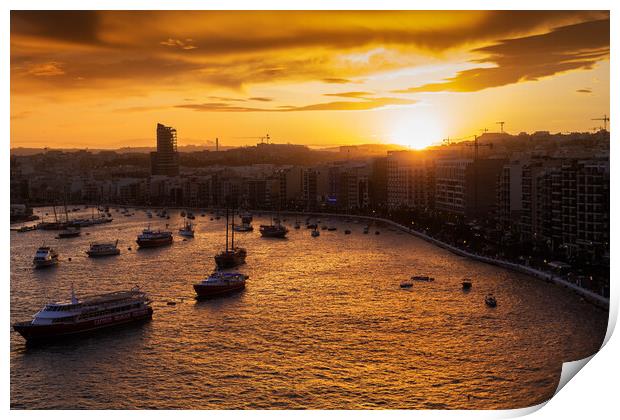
xmin=10 ymin=208 xmax=607 ymax=409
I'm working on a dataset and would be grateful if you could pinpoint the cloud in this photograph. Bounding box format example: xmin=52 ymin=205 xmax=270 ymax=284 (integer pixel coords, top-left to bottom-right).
xmin=249 ymin=97 xmax=273 ymax=102
xmin=26 ymin=61 xmax=65 ymax=76
xmin=160 ymin=38 xmax=197 ymax=50
xmin=322 ymin=78 xmax=355 ymax=84
xmin=323 ymin=91 xmax=373 ymax=98
xmin=576 ymin=88 xmax=592 ymax=93
xmin=394 ymin=18 xmax=609 ymax=94
xmin=176 ymin=96 xmax=415 ymax=112
xmin=9 ymin=11 xmax=610 ymax=99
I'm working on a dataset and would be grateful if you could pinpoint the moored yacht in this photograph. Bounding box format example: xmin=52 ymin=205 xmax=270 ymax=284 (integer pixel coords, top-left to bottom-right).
xmin=136 ymin=226 xmax=173 ymax=248
xmin=56 ymin=226 xmax=81 ymax=239
xmin=86 ymin=240 xmax=121 ymax=257
xmin=12 ymin=286 xmax=153 ymax=342
xmin=215 ymin=210 xmax=246 ymax=268
xmin=260 ymin=217 xmax=288 ymax=238
xmin=193 ymin=271 xmax=248 ymax=298
xmin=33 ymin=246 xmax=59 ymax=268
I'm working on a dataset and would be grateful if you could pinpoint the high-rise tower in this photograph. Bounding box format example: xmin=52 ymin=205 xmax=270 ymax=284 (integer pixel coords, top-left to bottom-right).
xmin=150 ymin=123 xmax=179 ymax=176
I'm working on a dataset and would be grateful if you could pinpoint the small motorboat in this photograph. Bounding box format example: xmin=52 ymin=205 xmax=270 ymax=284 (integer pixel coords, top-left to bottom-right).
xmin=327 ymin=226 xmax=337 ymax=231
xmin=462 ymin=279 xmax=472 ymax=291
xmin=400 ymin=280 xmax=413 ymax=288
xmin=485 ymin=294 xmax=497 ymax=308
xmin=33 ymin=246 xmax=59 ymax=268
xmin=56 ymin=227 xmax=81 ymax=239
xmin=311 ymin=229 xmax=320 ymax=237
xmin=411 ymin=275 xmax=434 ymax=282
xmin=86 ymin=240 xmax=121 ymax=257
xmin=194 ymin=271 xmax=248 ymax=298
xmin=180 ymin=211 xmax=186 ymax=217
xmin=344 ymin=229 xmax=351 ymax=235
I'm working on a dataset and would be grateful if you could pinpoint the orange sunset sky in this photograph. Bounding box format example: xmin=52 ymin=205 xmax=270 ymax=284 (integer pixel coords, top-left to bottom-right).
xmin=10 ymin=10 xmax=610 ymax=150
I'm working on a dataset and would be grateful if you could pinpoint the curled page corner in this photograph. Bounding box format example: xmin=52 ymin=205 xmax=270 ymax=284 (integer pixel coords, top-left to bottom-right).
xmin=554 ymin=355 xmax=595 ymax=396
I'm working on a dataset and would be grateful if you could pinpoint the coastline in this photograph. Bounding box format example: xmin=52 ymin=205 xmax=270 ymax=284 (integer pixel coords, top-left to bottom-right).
xmin=30 ymin=204 xmax=610 ymax=309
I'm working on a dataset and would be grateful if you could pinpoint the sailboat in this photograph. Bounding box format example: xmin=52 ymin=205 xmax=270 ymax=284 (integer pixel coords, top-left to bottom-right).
xmin=214 ymin=209 xmax=247 ymax=268
xmin=260 ymin=213 xmax=288 ymax=238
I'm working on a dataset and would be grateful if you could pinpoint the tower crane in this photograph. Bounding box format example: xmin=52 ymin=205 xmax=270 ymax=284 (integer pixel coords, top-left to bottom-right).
xmin=592 ymin=114 xmax=609 ymax=131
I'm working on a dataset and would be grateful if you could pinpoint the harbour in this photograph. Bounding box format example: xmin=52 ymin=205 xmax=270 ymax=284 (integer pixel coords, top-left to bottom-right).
xmin=10 ymin=206 xmax=608 ymax=409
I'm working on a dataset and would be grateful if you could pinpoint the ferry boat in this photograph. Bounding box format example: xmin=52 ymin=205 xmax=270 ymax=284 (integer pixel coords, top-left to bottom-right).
xmin=193 ymin=271 xmax=248 ymax=298
xmin=33 ymin=246 xmax=59 ymax=268
xmin=136 ymin=226 xmax=173 ymax=248
xmin=260 ymin=217 xmax=288 ymax=238
xmin=56 ymin=226 xmax=81 ymax=239
xmin=179 ymin=219 xmax=195 ymax=238
xmin=215 ymin=210 xmax=246 ymax=268
xmin=86 ymin=240 xmax=121 ymax=257
xmin=12 ymin=286 xmax=153 ymax=342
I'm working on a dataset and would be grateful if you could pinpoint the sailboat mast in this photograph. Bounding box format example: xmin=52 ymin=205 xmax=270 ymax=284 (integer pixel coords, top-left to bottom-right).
xmin=231 ymin=209 xmax=235 ymax=250
xmin=225 ymin=208 xmax=229 ymax=252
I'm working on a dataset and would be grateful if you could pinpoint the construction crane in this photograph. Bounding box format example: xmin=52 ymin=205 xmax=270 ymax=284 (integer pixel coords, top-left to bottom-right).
xmin=592 ymin=114 xmax=609 ymax=131
xmin=496 ymin=121 xmax=505 ymax=133
xmin=232 ymin=134 xmax=271 ymax=144
xmin=445 ymin=134 xmax=493 ymax=160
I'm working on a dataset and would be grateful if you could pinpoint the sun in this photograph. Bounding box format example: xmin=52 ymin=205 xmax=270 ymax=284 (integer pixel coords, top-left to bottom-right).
xmin=388 ymin=110 xmax=444 ymax=150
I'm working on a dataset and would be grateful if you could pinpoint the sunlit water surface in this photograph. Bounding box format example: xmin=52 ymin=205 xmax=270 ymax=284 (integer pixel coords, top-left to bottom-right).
xmin=10 ymin=207 xmax=607 ymax=409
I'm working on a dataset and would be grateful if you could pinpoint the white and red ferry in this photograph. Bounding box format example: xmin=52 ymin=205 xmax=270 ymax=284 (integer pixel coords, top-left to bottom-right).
xmin=12 ymin=286 xmax=153 ymax=342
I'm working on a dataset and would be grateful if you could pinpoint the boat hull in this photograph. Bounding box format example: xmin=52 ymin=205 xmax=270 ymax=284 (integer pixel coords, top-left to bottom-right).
xmin=136 ymin=237 xmax=173 ymax=248
xmin=214 ymin=253 xmax=246 ymax=269
xmin=86 ymin=249 xmax=121 ymax=257
xmin=33 ymin=259 xmax=58 ymax=268
xmin=12 ymin=307 xmax=153 ymax=342
xmin=193 ymin=283 xmax=245 ymax=298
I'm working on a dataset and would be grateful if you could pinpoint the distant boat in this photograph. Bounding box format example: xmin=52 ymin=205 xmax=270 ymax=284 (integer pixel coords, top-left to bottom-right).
xmin=462 ymin=279 xmax=472 ymax=291
xmin=260 ymin=217 xmax=288 ymax=238
xmin=56 ymin=227 xmax=81 ymax=239
xmin=311 ymin=228 xmax=320 ymax=237
xmin=485 ymin=294 xmax=497 ymax=308
xmin=411 ymin=275 xmax=434 ymax=282
xmin=136 ymin=226 xmax=173 ymax=248
xmin=179 ymin=219 xmax=195 ymax=238
xmin=363 ymin=226 xmax=369 ymax=234
xmin=33 ymin=245 xmax=59 ymax=268
xmin=327 ymin=226 xmax=337 ymax=231
xmin=214 ymin=209 xmax=246 ymax=269
xmin=194 ymin=271 xmax=248 ymax=298
xmin=16 ymin=225 xmax=37 ymax=233
xmin=86 ymin=240 xmax=121 ymax=257
xmin=400 ymin=280 xmax=413 ymax=288
xmin=344 ymin=229 xmax=351 ymax=235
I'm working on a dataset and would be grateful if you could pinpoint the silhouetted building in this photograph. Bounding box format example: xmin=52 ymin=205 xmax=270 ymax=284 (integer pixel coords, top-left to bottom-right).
xmin=150 ymin=123 xmax=179 ymax=176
